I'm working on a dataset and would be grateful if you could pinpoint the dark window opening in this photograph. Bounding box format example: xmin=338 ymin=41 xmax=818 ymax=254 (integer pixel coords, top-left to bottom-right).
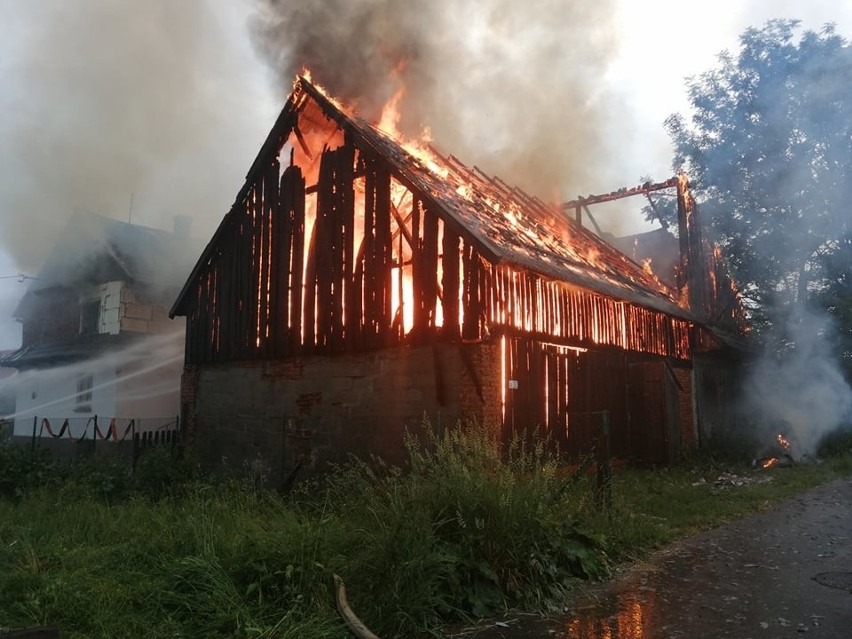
xmin=75 ymin=374 xmax=93 ymax=413
xmin=80 ymin=300 xmax=100 ymax=335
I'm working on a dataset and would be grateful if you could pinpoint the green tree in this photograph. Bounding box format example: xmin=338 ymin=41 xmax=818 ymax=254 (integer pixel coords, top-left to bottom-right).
xmin=661 ymin=20 xmax=852 ymax=334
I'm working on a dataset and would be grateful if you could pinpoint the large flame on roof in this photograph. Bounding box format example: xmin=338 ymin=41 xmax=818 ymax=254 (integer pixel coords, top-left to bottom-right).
xmin=296 ymin=76 xmax=677 ymax=316
xmin=279 ymin=72 xmax=694 ymax=358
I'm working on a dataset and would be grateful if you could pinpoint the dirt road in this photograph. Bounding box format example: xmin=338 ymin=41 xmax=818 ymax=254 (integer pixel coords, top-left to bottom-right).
xmin=466 ymin=478 xmax=852 ymax=638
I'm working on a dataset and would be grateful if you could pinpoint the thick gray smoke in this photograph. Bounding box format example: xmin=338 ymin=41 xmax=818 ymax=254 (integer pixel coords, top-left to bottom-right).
xmin=250 ymin=0 xmax=619 ymax=201
xmin=0 ymin=0 xmax=272 ymax=275
xmin=665 ymin=21 xmax=852 ymax=457
xmin=0 ymin=328 xmax=184 ymax=425
xmin=742 ymin=308 xmax=852 ymax=456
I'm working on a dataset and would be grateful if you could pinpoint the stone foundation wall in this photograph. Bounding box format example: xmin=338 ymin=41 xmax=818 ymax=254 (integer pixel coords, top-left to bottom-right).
xmin=187 ymin=341 xmax=502 ymax=488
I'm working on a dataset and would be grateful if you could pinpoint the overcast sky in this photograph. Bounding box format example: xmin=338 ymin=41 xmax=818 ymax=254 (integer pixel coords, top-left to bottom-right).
xmin=1 ymin=0 xmax=851 ymax=351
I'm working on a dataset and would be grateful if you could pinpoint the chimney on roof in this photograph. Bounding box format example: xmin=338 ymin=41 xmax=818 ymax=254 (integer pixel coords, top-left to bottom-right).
xmin=173 ymin=215 xmax=192 ymax=241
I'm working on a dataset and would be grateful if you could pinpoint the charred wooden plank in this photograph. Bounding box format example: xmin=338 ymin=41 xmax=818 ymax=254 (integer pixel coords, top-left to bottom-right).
xmin=264 ymin=160 xmax=287 ymax=357
xmin=393 ymin=230 xmax=405 ymax=339
xmin=290 ymin=175 xmax=306 ymax=352
xmin=339 ymin=143 xmax=357 ymax=349
xmin=411 ymin=197 xmax=424 ymax=334
xmin=262 ymin=172 xmax=274 ymax=356
xmin=411 ymin=199 xmax=427 ymax=335
xmin=276 ymin=164 xmax=301 ymax=357
xmin=329 ymin=143 xmax=355 ymax=351
xmin=562 ymin=177 xmax=678 ymax=210
xmin=422 ymin=207 xmax=439 ymax=331
xmin=240 ymin=198 xmax=254 ymax=356
xmin=442 ymin=225 xmax=460 ymax=338
xmin=363 ymin=161 xmax=378 ymax=344
xmin=314 ymin=148 xmax=335 ymax=352
xmin=329 ymin=147 xmax=344 ymax=350
xmin=252 ymin=185 xmax=264 ymax=351
xmin=495 ymin=266 xmax=505 ymax=325
xmin=482 ymin=259 xmax=494 ymax=332
xmin=292 ymin=124 xmax=314 ymax=160
xmin=530 ymin=275 xmax=538 ymax=334
xmin=462 ymin=242 xmax=477 ymax=340
xmin=374 ymin=166 xmax=393 ymax=344
xmin=352 ymin=236 xmax=366 ymax=350
xmin=303 ymin=219 xmax=318 ymax=351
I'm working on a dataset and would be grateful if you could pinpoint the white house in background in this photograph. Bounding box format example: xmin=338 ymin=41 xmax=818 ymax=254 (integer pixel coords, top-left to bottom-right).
xmin=0 ymin=212 xmax=198 ymax=439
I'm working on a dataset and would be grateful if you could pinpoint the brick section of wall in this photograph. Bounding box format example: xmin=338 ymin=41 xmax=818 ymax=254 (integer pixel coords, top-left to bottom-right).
xmin=673 ymin=367 xmax=697 ymax=450
xmin=118 ymin=287 xmax=172 ymax=334
xmin=180 ymin=365 xmax=200 ymax=443
xmin=188 ymin=342 xmax=508 ymax=488
xmin=459 ymin=342 xmax=502 ymax=434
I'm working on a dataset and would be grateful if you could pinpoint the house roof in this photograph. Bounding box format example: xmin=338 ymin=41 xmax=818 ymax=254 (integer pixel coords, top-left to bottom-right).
xmin=0 ymin=333 xmax=141 ymax=369
xmin=172 ymin=76 xmax=694 ymax=322
xmin=15 ymin=212 xmax=200 ymax=319
xmin=0 ymin=351 xmax=15 ymax=378
xmin=35 ymin=212 xmax=196 ymax=289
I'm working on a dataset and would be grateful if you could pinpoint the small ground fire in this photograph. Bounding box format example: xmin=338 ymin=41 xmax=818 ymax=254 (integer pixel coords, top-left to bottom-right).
xmin=758 ymin=433 xmax=794 ymax=469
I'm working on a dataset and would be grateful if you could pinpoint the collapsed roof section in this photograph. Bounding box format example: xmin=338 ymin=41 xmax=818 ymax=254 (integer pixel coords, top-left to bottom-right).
xmin=174 ymin=76 xmax=688 ymax=322
xmin=302 ymin=80 xmax=691 ymax=318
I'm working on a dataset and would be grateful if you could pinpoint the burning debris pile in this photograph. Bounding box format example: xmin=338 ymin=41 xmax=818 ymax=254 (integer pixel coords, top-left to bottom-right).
xmin=754 ymin=433 xmax=795 ymax=469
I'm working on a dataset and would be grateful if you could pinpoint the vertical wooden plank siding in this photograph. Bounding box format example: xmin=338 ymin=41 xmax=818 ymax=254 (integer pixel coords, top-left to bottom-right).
xmin=374 ymin=163 xmax=392 ymax=345
xmin=274 ymin=164 xmax=299 ymax=357
xmin=422 ymin=204 xmax=440 ymax=331
xmin=289 ymin=170 xmax=306 ymax=352
xmin=313 ymin=150 xmax=333 ymax=352
xmin=339 ymin=144 xmax=357 ymax=349
xmin=182 ymin=141 xmax=695 ymax=366
xmin=442 ymin=226 xmax=460 ymax=338
xmin=411 ymin=198 xmax=424 ymax=332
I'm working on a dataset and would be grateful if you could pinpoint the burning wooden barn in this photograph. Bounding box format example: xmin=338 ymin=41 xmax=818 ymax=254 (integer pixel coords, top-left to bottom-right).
xmin=170 ymin=76 xmax=747 ymax=484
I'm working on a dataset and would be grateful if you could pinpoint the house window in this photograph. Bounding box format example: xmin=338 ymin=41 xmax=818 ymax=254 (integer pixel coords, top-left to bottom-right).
xmin=75 ymin=374 xmax=93 ymax=413
xmin=80 ymin=300 xmax=101 ymax=335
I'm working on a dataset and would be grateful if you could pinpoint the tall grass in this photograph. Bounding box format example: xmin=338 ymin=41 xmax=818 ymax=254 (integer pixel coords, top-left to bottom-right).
xmin=0 ymin=424 xmax=605 ymax=638
xmin=315 ymin=424 xmax=607 ymax=630
xmin=1 ymin=425 xmax=850 ymax=638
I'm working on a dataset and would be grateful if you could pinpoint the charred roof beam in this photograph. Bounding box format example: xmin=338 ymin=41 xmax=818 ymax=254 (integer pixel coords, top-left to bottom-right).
xmin=562 ymin=177 xmax=679 ymax=210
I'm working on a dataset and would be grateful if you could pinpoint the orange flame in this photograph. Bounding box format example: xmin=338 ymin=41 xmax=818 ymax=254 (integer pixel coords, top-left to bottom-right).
xmin=376 ymin=85 xmax=405 ymax=139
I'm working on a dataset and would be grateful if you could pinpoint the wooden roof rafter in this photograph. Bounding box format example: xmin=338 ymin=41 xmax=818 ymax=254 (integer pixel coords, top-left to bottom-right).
xmin=172 ymin=76 xmax=696 ymax=323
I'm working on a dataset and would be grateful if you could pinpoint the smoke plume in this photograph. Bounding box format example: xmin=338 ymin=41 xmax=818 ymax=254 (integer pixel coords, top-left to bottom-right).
xmin=742 ymin=308 xmax=852 ymax=456
xmin=249 ymin=0 xmax=619 ymax=202
xmin=0 ymin=0 xmax=273 ymax=275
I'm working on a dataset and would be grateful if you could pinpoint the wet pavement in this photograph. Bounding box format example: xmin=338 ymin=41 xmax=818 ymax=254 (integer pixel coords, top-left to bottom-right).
xmin=462 ymin=478 xmax=852 ymax=638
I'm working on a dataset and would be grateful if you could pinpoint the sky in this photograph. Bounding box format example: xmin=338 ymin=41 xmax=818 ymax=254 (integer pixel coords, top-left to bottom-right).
xmin=1 ymin=0 xmax=851 ymax=351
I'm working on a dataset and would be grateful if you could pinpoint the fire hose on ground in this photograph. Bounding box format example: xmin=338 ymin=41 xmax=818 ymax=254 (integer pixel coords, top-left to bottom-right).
xmin=333 ymin=574 xmax=381 ymax=639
